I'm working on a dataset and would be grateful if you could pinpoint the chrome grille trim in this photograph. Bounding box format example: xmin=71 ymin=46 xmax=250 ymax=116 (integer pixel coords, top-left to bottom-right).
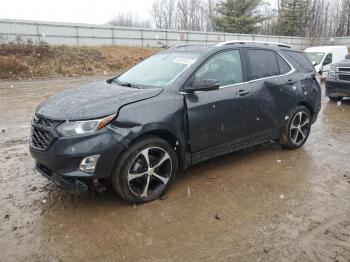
xmin=30 ymin=127 xmax=55 ymax=151
xmin=30 ymin=115 xmax=61 ymax=151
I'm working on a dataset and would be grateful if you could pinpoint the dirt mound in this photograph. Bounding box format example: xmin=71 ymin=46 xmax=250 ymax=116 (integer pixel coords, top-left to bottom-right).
xmin=0 ymin=42 xmax=157 ymax=80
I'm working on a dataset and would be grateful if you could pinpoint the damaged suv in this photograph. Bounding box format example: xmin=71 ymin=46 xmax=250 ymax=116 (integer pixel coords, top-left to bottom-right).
xmin=30 ymin=41 xmax=321 ymax=203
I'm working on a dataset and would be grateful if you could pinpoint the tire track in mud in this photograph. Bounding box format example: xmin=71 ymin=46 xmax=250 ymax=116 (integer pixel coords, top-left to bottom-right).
xmin=300 ymin=215 xmax=350 ymax=261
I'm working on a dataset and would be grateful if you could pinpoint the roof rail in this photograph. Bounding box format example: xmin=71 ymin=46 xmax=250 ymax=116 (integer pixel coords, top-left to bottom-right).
xmin=169 ymin=43 xmax=205 ymax=50
xmin=215 ymin=40 xmax=292 ymax=48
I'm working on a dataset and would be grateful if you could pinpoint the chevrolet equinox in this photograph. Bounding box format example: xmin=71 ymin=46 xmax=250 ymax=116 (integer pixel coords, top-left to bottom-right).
xmin=30 ymin=41 xmax=321 ymax=203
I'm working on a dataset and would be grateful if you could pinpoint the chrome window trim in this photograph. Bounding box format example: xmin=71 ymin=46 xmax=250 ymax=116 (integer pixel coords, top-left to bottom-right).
xmin=180 ymin=50 xmax=296 ymax=95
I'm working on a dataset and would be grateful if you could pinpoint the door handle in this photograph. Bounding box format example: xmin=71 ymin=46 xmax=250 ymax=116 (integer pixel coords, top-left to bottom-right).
xmin=237 ymin=89 xmax=250 ymax=96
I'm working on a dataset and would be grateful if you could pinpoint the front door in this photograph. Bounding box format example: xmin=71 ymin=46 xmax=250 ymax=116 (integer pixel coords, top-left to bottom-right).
xmin=184 ymin=49 xmax=257 ymax=153
xmin=322 ymin=53 xmax=333 ymax=78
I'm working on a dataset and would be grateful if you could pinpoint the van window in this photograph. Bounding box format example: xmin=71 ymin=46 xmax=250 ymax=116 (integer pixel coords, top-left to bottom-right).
xmin=276 ymin=54 xmax=291 ymax=75
xmin=195 ymin=50 xmax=243 ymax=86
xmin=282 ymin=50 xmax=315 ymax=73
xmin=306 ymin=52 xmax=324 ymax=65
xmin=246 ymin=49 xmax=279 ymax=80
xmin=323 ymin=53 xmax=332 ymax=66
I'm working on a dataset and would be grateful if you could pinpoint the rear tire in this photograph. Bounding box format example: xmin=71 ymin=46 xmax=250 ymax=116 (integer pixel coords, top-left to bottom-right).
xmin=329 ymin=96 xmax=343 ymax=102
xmin=279 ymin=106 xmax=311 ymax=149
xmin=112 ymin=136 xmax=178 ymax=204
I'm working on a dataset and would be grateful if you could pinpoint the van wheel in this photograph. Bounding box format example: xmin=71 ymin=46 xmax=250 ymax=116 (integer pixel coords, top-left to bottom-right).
xmin=280 ymin=106 xmax=311 ymax=149
xmin=112 ymin=136 xmax=178 ymax=204
xmin=329 ymin=96 xmax=343 ymax=102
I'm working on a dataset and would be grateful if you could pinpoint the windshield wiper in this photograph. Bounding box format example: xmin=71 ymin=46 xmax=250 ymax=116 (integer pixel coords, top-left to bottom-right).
xmin=113 ymin=79 xmax=141 ymax=89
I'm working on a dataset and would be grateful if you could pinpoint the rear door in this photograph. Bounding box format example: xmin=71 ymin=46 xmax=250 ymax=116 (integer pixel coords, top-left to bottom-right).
xmin=244 ymin=48 xmax=295 ymax=134
xmin=184 ymin=49 xmax=257 ymax=153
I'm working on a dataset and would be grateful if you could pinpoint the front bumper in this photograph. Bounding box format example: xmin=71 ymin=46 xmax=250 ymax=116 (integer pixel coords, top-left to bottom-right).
xmin=326 ymin=80 xmax=350 ymax=97
xmin=30 ymin=127 xmax=126 ymax=190
xmin=35 ymin=162 xmax=90 ymax=193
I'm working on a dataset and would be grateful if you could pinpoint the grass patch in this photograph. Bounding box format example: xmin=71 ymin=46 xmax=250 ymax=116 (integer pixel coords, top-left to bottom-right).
xmin=0 ymin=42 xmax=158 ymax=80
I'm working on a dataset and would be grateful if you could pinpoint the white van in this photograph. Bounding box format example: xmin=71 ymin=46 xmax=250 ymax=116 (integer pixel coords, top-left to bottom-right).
xmin=304 ymin=46 xmax=348 ymax=78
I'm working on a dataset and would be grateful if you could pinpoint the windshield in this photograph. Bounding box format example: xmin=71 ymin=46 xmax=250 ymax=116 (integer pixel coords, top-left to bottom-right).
xmin=116 ymin=52 xmax=200 ymax=87
xmin=306 ymin=52 xmax=325 ymax=65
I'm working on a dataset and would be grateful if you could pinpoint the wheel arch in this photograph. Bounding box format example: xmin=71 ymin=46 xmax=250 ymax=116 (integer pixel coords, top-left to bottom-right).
xmin=136 ymin=129 xmax=189 ymax=171
xmin=279 ymin=102 xmax=312 ymax=149
xmin=114 ymin=126 xmax=189 ymax=172
xmin=297 ymin=101 xmax=314 ymax=116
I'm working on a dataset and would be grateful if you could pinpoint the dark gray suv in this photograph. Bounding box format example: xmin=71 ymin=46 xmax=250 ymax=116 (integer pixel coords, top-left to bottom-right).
xmin=30 ymin=41 xmax=321 ymax=203
xmin=326 ymin=55 xmax=350 ymax=101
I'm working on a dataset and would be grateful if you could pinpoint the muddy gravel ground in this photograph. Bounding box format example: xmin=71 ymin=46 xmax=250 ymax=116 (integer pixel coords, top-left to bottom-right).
xmin=0 ymin=77 xmax=349 ymax=262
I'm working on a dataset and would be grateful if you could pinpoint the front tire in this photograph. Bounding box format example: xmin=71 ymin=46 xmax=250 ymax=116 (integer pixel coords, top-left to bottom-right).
xmin=280 ymin=106 xmax=311 ymax=149
xmin=112 ymin=136 xmax=178 ymax=204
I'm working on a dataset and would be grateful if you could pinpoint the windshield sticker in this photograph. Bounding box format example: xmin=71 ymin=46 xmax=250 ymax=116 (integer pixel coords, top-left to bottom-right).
xmin=174 ymin=58 xmax=196 ymax=65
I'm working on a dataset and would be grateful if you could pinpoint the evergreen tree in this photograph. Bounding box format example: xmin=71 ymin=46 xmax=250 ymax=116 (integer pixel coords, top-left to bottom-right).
xmin=278 ymin=0 xmax=311 ymax=36
xmin=213 ymin=0 xmax=266 ymax=34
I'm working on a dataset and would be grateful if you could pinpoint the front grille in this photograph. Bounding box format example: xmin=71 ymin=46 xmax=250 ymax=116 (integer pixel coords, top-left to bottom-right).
xmin=338 ymin=67 xmax=350 ymax=72
xmin=30 ymin=127 xmax=55 ymax=151
xmin=338 ymin=74 xmax=350 ymax=81
xmin=30 ymin=115 xmax=60 ymax=151
xmin=33 ymin=115 xmax=61 ymax=127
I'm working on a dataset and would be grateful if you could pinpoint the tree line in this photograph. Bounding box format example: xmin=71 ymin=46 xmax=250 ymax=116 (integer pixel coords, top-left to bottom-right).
xmin=108 ymin=0 xmax=350 ymax=38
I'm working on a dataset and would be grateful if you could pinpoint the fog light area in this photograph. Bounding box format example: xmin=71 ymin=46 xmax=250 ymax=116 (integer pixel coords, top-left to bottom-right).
xmin=79 ymin=154 xmax=100 ymax=173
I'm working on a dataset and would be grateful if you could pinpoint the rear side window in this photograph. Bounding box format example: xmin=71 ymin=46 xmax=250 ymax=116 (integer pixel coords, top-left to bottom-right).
xmin=276 ymin=54 xmax=291 ymax=74
xmin=246 ymin=49 xmax=279 ymax=80
xmin=282 ymin=50 xmax=315 ymax=72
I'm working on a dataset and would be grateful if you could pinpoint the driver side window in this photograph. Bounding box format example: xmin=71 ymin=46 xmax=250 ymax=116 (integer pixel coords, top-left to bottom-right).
xmin=194 ymin=50 xmax=243 ymax=86
xmin=323 ymin=53 xmax=332 ymax=66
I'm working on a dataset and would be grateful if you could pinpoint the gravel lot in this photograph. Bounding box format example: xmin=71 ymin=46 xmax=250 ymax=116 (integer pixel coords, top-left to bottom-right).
xmin=0 ymin=77 xmax=349 ymax=261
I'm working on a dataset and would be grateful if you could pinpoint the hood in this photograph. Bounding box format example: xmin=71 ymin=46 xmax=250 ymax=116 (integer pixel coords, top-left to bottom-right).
xmin=332 ymin=59 xmax=350 ymax=67
xmin=36 ymin=81 xmax=163 ymax=120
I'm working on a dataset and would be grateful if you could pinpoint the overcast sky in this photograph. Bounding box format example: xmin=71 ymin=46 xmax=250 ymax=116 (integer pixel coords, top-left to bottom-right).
xmin=0 ymin=0 xmax=277 ymax=25
xmin=0 ymin=0 xmax=155 ymax=24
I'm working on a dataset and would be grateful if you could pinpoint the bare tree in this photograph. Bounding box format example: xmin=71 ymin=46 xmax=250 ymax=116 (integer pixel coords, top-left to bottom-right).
xmin=150 ymin=0 xmax=176 ymax=29
xmin=176 ymin=0 xmax=190 ymax=30
xmin=151 ymin=0 xmax=215 ymax=31
xmin=205 ymin=0 xmax=218 ymax=31
xmin=150 ymin=0 xmax=165 ymax=28
xmin=110 ymin=0 xmax=350 ymax=39
xmin=108 ymin=11 xmax=151 ymax=28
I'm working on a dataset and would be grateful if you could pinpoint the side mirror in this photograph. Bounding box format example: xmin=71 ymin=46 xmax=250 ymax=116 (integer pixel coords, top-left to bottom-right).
xmin=345 ymin=54 xmax=350 ymax=59
xmin=313 ymin=62 xmax=318 ymax=66
xmin=185 ymin=78 xmax=220 ymax=93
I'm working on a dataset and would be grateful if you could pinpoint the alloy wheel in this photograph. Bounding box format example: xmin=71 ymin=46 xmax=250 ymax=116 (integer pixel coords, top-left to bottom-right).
xmin=127 ymin=147 xmax=172 ymax=198
xmin=290 ymin=111 xmax=310 ymax=146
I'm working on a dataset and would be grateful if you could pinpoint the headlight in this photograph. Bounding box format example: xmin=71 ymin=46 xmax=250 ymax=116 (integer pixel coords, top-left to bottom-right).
xmin=56 ymin=114 xmax=116 ymax=136
xmin=328 ymin=66 xmax=336 ymax=80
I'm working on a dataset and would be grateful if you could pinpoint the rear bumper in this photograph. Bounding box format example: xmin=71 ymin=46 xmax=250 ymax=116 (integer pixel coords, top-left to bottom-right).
xmin=326 ymin=80 xmax=350 ymax=97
